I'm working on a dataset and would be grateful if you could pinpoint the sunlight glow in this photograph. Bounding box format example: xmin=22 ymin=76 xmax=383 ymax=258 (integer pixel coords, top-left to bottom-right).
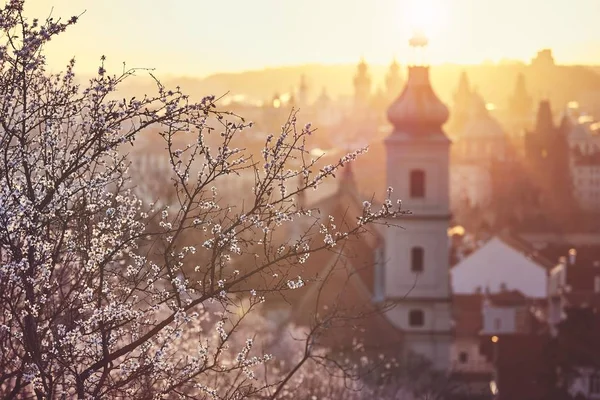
xmin=280 ymin=93 xmax=291 ymax=103
xmin=22 ymin=0 xmax=600 ymax=75
xmin=404 ymin=0 xmax=446 ymax=39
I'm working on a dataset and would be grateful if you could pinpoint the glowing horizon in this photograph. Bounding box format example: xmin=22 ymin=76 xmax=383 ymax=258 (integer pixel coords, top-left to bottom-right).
xmin=23 ymin=0 xmax=600 ymax=77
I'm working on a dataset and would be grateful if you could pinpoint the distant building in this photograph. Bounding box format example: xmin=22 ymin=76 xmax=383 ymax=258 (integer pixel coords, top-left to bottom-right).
xmin=451 ymin=290 xmax=541 ymax=398
xmin=547 ymin=249 xmax=600 ymax=332
xmin=561 ymin=105 xmax=600 ymax=212
xmin=450 ymin=85 xmax=510 ymax=210
xmin=530 ymin=48 xmax=555 ymax=69
xmin=469 ymin=246 xmax=600 ymax=400
xmin=481 ymin=290 xmax=534 ymax=335
xmin=451 ymin=235 xmax=552 ymax=299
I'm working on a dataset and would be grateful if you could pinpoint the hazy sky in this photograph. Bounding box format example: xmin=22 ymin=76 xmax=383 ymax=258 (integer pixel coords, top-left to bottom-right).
xmin=25 ymin=0 xmax=600 ymax=77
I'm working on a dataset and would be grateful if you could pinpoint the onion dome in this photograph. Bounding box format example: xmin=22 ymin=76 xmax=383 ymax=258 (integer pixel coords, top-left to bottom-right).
xmin=387 ymin=32 xmax=449 ymax=134
xmin=387 ymin=66 xmax=449 ymax=133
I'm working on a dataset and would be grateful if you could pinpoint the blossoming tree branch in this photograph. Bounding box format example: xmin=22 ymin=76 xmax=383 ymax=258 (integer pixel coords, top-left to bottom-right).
xmin=0 ymin=1 xmax=407 ymax=398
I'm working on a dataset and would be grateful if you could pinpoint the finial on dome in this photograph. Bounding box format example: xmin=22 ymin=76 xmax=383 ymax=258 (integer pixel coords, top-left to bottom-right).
xmin=409 ymin=30 xmax=429 ymax=48
xmin=408 ymin=30 xmax=429 ymax=67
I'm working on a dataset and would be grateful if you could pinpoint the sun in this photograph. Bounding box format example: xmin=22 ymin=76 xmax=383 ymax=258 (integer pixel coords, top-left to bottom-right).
xmin=403 ymin=0 xmax=446 ymax=39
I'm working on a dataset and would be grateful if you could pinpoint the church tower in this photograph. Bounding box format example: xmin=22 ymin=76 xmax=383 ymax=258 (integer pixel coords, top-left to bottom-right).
xmin=353 ymin=57 xmax=372 ymax=110
xmin=385 ymin=58 xmax=403 ymax=101
xmin=383 ymin=32 xmax=452 ymax=371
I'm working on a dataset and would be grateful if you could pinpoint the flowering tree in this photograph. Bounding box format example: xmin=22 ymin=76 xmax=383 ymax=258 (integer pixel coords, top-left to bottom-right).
xmin=0 ymin=1 xmax=402 ymax=398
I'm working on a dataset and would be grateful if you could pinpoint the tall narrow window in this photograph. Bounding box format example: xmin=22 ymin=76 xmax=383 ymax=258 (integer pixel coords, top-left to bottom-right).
xmin=411 ymin=247 xmax=424 ymax=273
xmin=409 ymin=310 xmax=424 ymax=327
xmin=410 ymin=169 xmax=426 ymax=198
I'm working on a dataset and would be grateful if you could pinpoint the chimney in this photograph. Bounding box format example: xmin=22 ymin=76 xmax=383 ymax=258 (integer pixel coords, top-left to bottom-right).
xmin=568 ymin=248 xmax=577 ymax=266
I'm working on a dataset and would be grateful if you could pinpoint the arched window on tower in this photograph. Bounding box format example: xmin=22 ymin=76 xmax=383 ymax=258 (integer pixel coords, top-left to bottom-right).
xmin=409 ymin=309 xmax=424 ymax=327
xmin=411 ymin=247 xmax=424 ymax=273
xmin=410 ymin=169 xmax=426 ymax=198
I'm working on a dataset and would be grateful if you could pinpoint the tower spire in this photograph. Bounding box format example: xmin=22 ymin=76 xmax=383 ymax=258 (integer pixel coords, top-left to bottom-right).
xmin=385 ymin=57 xmax=403 ymax=100
xmin=534 ymin=100 xmax=554 ymax=134
xmin=455 ymin=71 xmax=472 ymax=104
xmin=509 ymin=73 xmax=533 ymax=120
xmin=446 ymin=71 xmax=473 ymax=137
